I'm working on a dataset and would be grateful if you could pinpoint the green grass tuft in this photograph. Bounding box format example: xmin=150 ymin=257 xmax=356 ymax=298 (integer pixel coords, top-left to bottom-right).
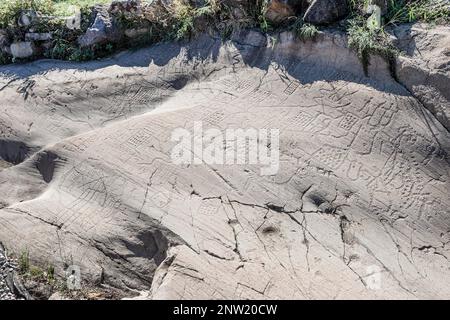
xmin=290 ymin=19 xmax=319 ymax=40
xmin=1 ymin=0 xmax=448 ymax=65
xmin=347 ymin=17 xmax=398 ymax=75
xmin=385 ymin=0 xmax=449 ymax=25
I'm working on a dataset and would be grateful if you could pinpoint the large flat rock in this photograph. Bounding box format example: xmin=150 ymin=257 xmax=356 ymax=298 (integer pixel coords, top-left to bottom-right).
xmin=0 ymin=27 xmax=449 ymax=299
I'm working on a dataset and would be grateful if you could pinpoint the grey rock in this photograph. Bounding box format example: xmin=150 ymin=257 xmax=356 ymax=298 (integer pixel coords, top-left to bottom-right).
xmin=10 ymin=42 xmax=35 ymax=59
xmin=264 ymin=0 xmax=303 ymax=24
xmin=25 ymin=33 xmax=52 ymax=42
xmin=303 ymin=0 xmax=349 ymax=25
xmin=78 ymin=18 xmax=108 ymax=47
xmin=393 ymin=23 xmax=450 ymax=131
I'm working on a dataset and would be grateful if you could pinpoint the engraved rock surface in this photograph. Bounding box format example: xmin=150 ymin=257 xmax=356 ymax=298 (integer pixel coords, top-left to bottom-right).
xmin=393 ymin=23 xmax=450 ymax=132
xmin=0 ymin=25 xmax=449 ymax=299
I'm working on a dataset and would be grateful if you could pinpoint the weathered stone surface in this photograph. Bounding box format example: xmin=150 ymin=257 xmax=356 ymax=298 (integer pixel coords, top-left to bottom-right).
xmin=10 ymin=42 xmax=35 ymax=59
xmin=393 ymin=23 xmax=450 ymax=131
xmin=303 ymin=0 xmax=349 ymax=25
xmin=0 ymin=27 xmax=449 ymax=299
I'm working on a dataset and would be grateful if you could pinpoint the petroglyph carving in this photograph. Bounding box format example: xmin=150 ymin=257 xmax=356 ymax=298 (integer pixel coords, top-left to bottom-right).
xmin=0 ymin=28 xmax=449 ymax=300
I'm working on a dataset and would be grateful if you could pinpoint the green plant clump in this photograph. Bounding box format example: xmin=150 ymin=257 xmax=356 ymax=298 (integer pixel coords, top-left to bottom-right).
xmin=290 ymin=18 xmax=319 ymax=40
xmin=16 ymin=249 xmax=58 ymax=287
xmin=347 ymin=17 xmax=398 ymax=75
xmin=1 ymin=0 xmax=448 ymax=65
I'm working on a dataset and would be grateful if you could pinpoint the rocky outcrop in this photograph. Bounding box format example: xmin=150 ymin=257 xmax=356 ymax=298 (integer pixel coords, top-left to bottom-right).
xmin=25 ymin=33 xmax=52 ymax=42
xmin=303 ymin=0 xmax=349 ymax=25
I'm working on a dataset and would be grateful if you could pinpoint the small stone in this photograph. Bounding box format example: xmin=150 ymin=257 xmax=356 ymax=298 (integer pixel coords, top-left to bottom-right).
xmin=78 ymin=16 xmax=109 ymax=47
xmin=25 ymin=33 xmax=52 ymax=41
xmin=264 ymin=0 xmax=302 ymax=24
xmin=78 ymin=7 xmax=119 ymax=47
xmin=388 ymin=33 xmax=398 ymax=46
xmin=366 ymin=5 xmax=382 ymax=31
xmin=63 ymin=6 xmax=82 ymax=30
xmin=49 ymin=292 xmax=68 ymax=300
xmin=10 ymin=42 xmax=35 ymax=59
